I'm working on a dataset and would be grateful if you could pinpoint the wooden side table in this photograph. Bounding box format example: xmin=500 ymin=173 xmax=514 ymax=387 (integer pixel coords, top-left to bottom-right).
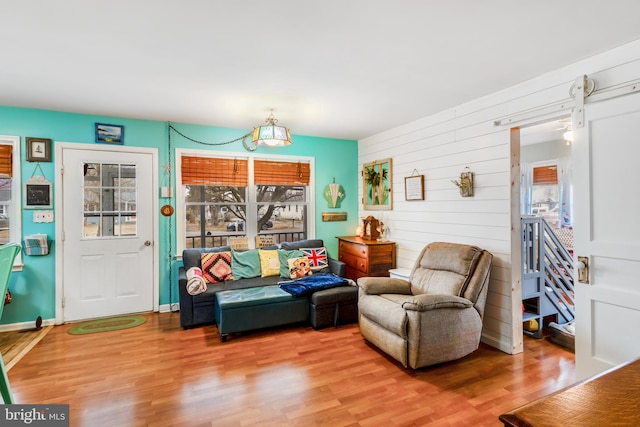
xmin=337 ymin=236 xmax=396 ymax=281
xmin=499 ymin=358 xmax=640 ymax=426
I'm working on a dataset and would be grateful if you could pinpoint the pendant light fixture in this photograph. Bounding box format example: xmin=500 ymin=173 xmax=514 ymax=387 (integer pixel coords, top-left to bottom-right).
xmin=251 ymin=109 xmax=292 ymax=148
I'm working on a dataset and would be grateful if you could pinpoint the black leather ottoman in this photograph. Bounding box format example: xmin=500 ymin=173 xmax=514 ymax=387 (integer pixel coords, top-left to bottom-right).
xmin=310 ymin=286 xmax=359 ymax=329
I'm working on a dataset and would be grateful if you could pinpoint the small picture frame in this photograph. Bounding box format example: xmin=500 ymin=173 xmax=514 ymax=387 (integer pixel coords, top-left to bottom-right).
xmin=95 ymin=123 xmax=124 ymax=144
xmin=26 ymin=137 xmax=52 ymax=162
xmin=405 ymin=175 xmax=425 ymax=201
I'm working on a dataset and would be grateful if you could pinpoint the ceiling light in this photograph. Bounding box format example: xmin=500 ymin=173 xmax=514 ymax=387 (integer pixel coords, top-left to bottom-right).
xmin=251 ymin=110 xmax=292 ymax=148
xmin=563 ymin=130 xmax=573 ymax=142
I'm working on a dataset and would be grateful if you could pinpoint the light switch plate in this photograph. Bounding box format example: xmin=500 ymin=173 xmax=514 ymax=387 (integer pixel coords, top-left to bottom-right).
xmin=160 ymin=186 xmax=173 ymax=198
xmin=34 ymin=210 xmax=54 ymax=223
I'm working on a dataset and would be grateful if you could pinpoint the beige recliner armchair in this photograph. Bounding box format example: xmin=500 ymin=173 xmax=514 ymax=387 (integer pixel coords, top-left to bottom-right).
xmin=358 ymin=242 xmax=492 ymax=369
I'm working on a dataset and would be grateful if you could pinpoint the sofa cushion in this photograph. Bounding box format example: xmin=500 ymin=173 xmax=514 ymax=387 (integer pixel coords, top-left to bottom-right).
xmin=287 ymin=256 xmax=312 ymax=278
xmin=231 ymin=249 xmax=262 ymax=280
xmin=258 ymin=249 xmax=280 ymax=277
xmin=201 ymin=252 xmax=233 ymax=283
xmin=301 ymin=247 xmax=328 ymax=271
xmin=277 ymin=249 xmax=304 ymax=278
xmin=280 ymin=239 xmax=325 ymax=251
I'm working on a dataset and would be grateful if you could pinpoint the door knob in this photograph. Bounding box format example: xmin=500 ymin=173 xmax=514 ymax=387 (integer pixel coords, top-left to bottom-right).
xmin=576 ymin=256 xmax=589 ymax=284
xmin=144 ymin=240 xmax=152 ymax=247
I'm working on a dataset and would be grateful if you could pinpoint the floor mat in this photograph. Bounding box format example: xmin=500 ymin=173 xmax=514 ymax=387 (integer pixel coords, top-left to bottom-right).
xmin=68 ymin=315 xmax=147 ymax=335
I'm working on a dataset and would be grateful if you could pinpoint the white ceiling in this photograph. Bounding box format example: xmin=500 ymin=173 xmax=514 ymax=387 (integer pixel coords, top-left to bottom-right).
xmin=3 ymin=1 xmax=640 ymax=141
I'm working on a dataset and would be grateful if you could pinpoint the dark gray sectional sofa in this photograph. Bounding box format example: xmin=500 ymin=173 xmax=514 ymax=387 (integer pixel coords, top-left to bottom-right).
xmin=178 ymin=239 xmax=347 ymax=330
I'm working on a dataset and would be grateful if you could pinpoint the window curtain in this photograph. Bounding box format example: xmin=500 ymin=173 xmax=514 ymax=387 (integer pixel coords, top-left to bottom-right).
xmin=557 ymin=156 xmax=573 ymax=228
xmin=520 ymin=162 xmax=533 ymax=215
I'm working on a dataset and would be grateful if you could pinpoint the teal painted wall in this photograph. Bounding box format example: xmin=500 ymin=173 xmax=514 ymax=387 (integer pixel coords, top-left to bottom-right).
xmin=0 ymin=106 xmax=358 ymax=325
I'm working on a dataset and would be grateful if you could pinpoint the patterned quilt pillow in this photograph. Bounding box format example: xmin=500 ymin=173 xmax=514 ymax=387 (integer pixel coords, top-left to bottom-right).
xmin=301 ymin=247 xmax=328 ymax=271
xmin=201 ymin=252 xmax=233 ymax=283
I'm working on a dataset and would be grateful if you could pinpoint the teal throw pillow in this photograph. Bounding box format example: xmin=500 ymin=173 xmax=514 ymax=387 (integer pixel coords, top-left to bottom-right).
xmin=231 ymin=249 xmax=262 ymax=279
xmin=278 ymin=249 xmax=304 ymax=278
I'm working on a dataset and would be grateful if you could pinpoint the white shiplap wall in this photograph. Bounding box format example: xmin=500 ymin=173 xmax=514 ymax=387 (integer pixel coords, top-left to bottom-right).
xmin=358 ymin=38 xmax=640 ymax=354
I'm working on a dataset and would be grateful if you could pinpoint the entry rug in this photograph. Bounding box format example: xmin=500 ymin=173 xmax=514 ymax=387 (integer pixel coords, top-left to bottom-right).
xmin=68 ymin=315 xmax=147 ymax=335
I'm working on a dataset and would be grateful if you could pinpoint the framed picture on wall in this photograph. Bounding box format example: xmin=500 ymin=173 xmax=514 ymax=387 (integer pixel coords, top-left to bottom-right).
xmin=26 ymin=137 xmax=52 ymax=162
xmin=363 ymin=158 xmax=393 ymax=210
xmin=24 ymin=176 xmax=53 ymax=209
xmin=405 ymin=174 xmax=424 ymax=200
xmin=95 ymin=123 xmax=124 ymax=144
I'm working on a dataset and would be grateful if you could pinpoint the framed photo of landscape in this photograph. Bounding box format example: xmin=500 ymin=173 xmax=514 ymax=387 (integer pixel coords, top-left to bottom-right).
xmin=95 ymin=123 xmax=124 ymax=144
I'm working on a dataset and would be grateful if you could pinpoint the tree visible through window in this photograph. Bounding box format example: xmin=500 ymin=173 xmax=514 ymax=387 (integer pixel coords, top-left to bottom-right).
xmin=180 ymin=154 xmax=311 ymax=249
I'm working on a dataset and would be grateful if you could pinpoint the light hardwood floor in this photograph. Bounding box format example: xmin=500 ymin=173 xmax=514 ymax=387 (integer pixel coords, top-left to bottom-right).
xmin=7 ymin=312 xmax=575 ymax=426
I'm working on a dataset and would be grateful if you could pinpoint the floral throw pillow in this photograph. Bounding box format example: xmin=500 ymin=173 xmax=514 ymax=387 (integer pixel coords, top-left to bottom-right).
xmin=287 ymin=257 xmax=312 ymax=279
xmin=301 ymin=247 xmax=328 ymax=271
xmin=201 ymin=252 xmax=233 ymax=283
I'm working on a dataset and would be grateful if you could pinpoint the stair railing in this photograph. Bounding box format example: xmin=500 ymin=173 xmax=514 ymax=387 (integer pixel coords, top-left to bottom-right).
xmin=521 ymin=216 xmax=575 ymax=323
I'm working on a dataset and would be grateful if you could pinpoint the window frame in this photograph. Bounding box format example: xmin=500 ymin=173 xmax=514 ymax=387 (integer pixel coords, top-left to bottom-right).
xmin=0 ymin=135 xmax=23 ymax=268
xmin=175 ymin=148 xmax=315 ymax=255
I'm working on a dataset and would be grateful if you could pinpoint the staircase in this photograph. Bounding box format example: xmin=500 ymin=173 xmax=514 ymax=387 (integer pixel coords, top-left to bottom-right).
xmin=521 ymin=216 xmax=575 ymax=337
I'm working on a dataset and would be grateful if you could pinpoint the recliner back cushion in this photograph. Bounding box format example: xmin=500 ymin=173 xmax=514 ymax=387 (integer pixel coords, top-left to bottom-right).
xmin=410 ymin=242 xmax=482 ymax=296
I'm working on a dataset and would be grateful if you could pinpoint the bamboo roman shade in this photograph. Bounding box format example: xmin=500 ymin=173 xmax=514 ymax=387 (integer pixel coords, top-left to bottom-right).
xmin=533 ymin=165 xmax=557 ymax=185
xmin=181 ymin=156 xmax=248 ymax=186
xmin=254 ymin=160 xmax=310 ymax=185
xmin=0 ymin=145 xmax=12 ymax=177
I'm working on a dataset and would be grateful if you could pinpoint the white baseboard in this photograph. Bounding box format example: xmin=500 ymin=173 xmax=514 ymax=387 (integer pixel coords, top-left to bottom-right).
xmin=159 ymin=303 xmax=180 ymax=313
xmin=0 ymin=318 xmax=56 ymax=333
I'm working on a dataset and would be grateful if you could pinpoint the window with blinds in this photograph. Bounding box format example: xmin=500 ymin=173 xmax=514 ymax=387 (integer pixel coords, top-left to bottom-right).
xmin=0 ymin=145 xmax=12 ymax=177
xmin=0 ymin=140 xmax=16 ymax=248
xmin=180 ymin=154 xmax=311 ymax=249
xmin=531 ymin=164 xmax=559 ymax=226
xmin=533 ymin=165 xmax=558 ymax=184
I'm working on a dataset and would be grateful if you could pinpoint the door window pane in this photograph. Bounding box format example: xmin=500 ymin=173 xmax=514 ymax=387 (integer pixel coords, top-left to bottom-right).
xmin=83 ymin=162 xmax=137 ymax=238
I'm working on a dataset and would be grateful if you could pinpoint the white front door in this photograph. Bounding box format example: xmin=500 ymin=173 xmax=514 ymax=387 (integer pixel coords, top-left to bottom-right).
xmin=61 ymin=145 xmax=157 ymax=322
xmin=573 ymin=92 xmax=640 ymax=380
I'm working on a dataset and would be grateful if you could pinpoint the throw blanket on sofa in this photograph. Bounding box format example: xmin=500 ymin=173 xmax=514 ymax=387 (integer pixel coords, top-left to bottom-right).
xmin=186 ymin=267 xmax=207 ymax=296
xmin=279 ymin=273 xmax=349 ymax=297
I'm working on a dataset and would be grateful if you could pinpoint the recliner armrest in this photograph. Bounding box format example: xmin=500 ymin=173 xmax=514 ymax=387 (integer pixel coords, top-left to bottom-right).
xmin=358 ymin=277 xmax=411 ymax=295
xmin=402 ymin=293 xmax=472 ymax=312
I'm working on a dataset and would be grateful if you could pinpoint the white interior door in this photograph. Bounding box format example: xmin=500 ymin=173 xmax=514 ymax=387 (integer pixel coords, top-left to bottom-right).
xmin=62 ymin=146 xmax=156 ymax=322
xmin=573 ymin=92 xmax=640 ymax=380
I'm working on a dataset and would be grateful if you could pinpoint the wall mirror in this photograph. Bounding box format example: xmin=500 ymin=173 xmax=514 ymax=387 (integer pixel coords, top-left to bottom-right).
xmin=362 ymin=158 xmax=392 ymax=210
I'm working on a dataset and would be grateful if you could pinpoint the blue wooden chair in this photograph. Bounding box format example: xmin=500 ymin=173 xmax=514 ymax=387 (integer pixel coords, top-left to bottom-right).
xmin=0 ymin=243 xmax=21 ymax=403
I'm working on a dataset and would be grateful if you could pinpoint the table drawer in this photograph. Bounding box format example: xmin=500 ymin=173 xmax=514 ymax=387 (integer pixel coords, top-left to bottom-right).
xmin=339 ymin=252 xmax=368 ymax=274
xmin=339 ymin=240 xmax=369 ymax=258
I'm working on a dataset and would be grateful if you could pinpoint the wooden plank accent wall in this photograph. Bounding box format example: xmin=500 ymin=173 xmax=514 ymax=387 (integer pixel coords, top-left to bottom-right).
xmin=358 ymin=39 xmax=640 ymax=355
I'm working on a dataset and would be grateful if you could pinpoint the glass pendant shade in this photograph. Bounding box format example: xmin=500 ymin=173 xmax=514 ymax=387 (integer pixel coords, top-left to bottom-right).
xmin=251 ymin=110 xmax=292 ymax=147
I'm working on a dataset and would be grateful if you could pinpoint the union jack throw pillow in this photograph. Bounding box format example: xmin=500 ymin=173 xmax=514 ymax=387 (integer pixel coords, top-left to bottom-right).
xmin=301 ymin=247 xmax=328 ymax=271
